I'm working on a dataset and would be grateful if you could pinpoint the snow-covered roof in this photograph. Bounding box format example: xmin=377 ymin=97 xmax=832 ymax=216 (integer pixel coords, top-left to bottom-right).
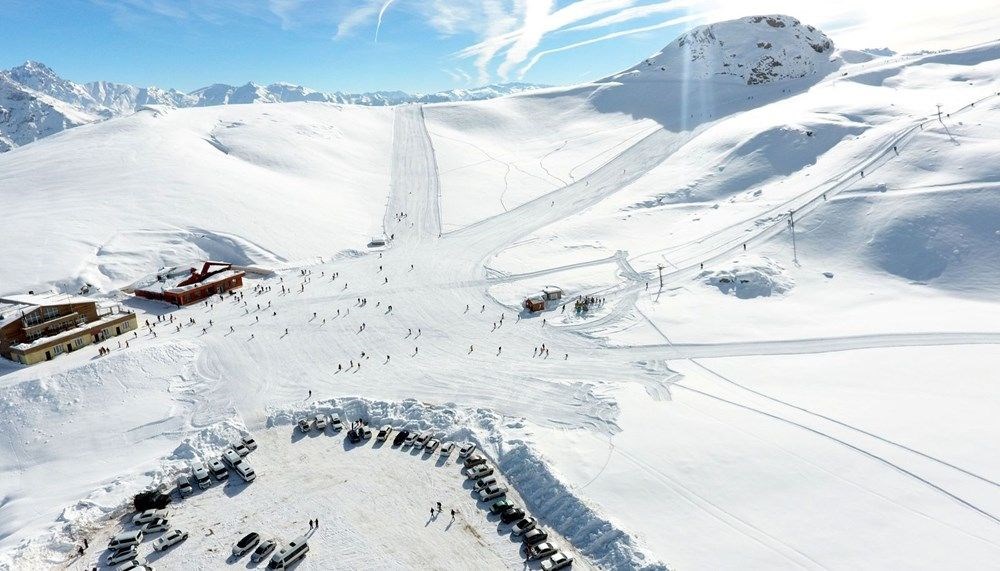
xmin=9 ymin=311 xmax=132 ymax=351
xmin=137 ymin=269 xmax=244 ymax=294
xmin=0 ymin=301 xmax=36 ymax=323
xmin=0 ymin=292 xmax=95 ymax=307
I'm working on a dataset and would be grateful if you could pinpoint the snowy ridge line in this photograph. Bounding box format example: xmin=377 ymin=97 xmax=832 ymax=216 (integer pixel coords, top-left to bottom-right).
xmin=264 ymin=396 xmax=669 ymax=570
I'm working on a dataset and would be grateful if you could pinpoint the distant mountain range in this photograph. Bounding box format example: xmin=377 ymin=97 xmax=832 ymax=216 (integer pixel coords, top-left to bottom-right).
xmin=0 ymin=60 xmax=546 ymax=152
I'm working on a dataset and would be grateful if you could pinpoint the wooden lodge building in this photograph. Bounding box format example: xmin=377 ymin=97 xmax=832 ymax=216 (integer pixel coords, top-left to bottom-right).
xmin=134 ymin=261 xmax=245 ymax=307
xmin=0 ymin=292 xmax=138 ymax=365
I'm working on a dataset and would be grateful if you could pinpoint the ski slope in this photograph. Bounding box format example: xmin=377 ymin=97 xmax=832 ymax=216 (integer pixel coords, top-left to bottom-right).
xmin=2 ymin=15 xmax=1000 ymax=571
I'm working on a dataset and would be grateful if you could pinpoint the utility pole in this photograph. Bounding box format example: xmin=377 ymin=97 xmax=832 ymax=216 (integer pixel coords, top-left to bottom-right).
xmin=788 ymin=210 xmax=798 ymax=264
xmin=657 ymin=264 xmax=664 ymax=291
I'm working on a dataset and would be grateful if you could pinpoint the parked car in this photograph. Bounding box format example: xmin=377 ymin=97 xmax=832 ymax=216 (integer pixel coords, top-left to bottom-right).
xmin=241 ymin=434 xmax=258 ymax=451
xmin=192 ymin=464 xmax=211 ymax=489
xmin=376 ymin=425 xmax=392 ymax=441
xmin=424 ymin=438 xmax=440 ymax=453
xmin=106 ymin=545 xmax=139 ymax=566
xmin=392 ymin=430 xmax=409 ymax=446
xmin=500 ymin=507 xmax=525 ymax=523
xmin=132 ymin=509 xmax=168 ymax=526
xmin=361 ymin=426 xmax=373 ymax=439
xmin=233 ymin=442 xmax=251 ymax=457
xmin=232 ymin=532 xmax=260 ymax=557
xmin=478 ymin=485 xmax=507 ymax=501
xmin=512 ymin=517 xmax=538 ymax=535
xmin=463 ymin=454 xmax=486 ymax=469
xmin=251 ymin=538 xmax=278 ymax=562
xmin=329 ymin=417 xmax=344 ymax=432
xmin=347 ymin=428 xmax=362 ymax=443
xmin=177 ymin=475 xmax=193 ymax=497
xmin=473 ymin=476 xmax=497 ymax=491
xmin=490 ymin=499 xmax=515 ymax=515
xmin=297 ymin=418 xmax=313 ymax=433
xmin=141 ymin=517 xmax=170 ymax=534
xmin=118 ymin=560 xmax=153 ymax=571
xmin=439 ymin=442 xmax=455 ymax=456
xmin=208 ymin=458 xmax=229 ymax=480
xmin=414 ymin=432 xmax=431 ymax=448
xmin=234 ymin=461 xmax=256 ymax=483
xmin=314 ymin=414 xmax=328 ymax=430
xmin=267 ymin=535 xmax=310 ymax=569
xmin=540 ymin=552 xmax=573 ymax=570
xmin=222 ymin=448 xmax=243 ymax=467
xmin=528 ymin=541 xmax=558 ymax=559
xmin=522 ymin=528 xmax=549 ymax=547
xmin=152 ymin=528 xmax=188 ymax=551
xmin=403 ymin=432 xmax=418 ymax=446
xmin=459 ymin=443 xmax=477 ymax=458
xmin=108 ymin=530 xmax=143 ymax=550
xmin=465 ymin=464 xmax=493 ymax=479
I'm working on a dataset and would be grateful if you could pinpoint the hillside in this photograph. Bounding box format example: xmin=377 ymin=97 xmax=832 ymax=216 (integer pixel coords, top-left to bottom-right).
xmin=1 ymin=14 xmax=999 ymax=571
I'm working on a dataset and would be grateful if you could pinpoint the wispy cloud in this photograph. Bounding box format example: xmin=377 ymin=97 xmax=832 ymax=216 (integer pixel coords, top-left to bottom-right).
xmin=518 ymin=13 xmax=701 ymax=78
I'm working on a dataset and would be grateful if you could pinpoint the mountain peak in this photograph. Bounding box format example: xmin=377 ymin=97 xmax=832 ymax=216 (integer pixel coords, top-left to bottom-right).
xmin=610 ymin=14 xmax=838 ymax=86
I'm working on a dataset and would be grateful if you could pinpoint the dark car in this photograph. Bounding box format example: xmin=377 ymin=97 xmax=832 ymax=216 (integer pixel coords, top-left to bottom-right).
xmin=392 ymin=430 xmax=410 ymax=446
xmin=463 ymin=454 xmax=486 ymax=469
xmin=347 ymin=428 xmax=362 ymax=443
xmin=233 ymin=532 xmax=260 ymax=557
xmin=522 ymin=528 xmax=549 ymax=547
xmin=490 ymin=499 xmax=515 ymax=515
xmin=501 ymin=507 xmax=526 ymax=523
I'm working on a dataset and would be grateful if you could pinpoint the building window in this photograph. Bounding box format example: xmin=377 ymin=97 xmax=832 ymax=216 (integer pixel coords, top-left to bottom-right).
xmin=53 ymin=345 xmax=64 ymax=355
xmin=73 ymin=338 xmax=84 ymax=348
xmin=44 ymin=307 xmax=58 ymax=319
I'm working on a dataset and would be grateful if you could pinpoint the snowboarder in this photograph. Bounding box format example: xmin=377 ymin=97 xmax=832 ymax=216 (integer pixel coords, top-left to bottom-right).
xmin=437 ymin=502 xmax=442 ymax=512
xmin=308 ymin=390 xmax=312 ymax=398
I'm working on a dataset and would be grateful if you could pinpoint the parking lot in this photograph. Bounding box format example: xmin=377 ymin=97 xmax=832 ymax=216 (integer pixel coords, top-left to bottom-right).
xmin=75 ymin=419 xmax=591 ymax=570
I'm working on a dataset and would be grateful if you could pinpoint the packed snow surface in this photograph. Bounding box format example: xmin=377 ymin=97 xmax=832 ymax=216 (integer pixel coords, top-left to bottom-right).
xmin=2 ymin=14 xmax=1000 ymax=570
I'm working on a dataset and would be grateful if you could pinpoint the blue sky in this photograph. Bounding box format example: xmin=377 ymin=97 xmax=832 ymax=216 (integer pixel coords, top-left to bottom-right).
xmin=1 ymin=0 xmax=997 ymax=94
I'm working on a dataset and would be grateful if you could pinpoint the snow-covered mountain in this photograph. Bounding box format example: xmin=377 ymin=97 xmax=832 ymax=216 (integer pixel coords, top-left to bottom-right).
xmin=611 ymin=14 xmax=838 ymax=84
xmin=0 ymin=61 xmax=545 ymax=152
xmin=3 ymin=13 xmax=999 ymax=571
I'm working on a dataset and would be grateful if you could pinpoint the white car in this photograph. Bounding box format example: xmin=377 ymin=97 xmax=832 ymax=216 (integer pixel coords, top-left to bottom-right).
xmin=176 ymin=475 xmax=193 ymax=497
xmin=361 ymin=426 xmax=373 ymax=439
xmin=423 ymin=438 xmax=439 ymax=453
xmin=528 ymin=541 xmax=558 ymax=559
xmin=241 ymin=434 xmax=258 ymax=451
xmin=232 ymin=532 xmax=260 ymax=557
xmin=152 ymin=528 xmax=188 ymax=551
xmin=141 ymin=517 xmax=170 ymax=534
xmin=222 ymin=448 xmax=243 ymax=467
xmin=132 ymin=508 xmax=168 ymax=526
xmin=192 ymin=464 xmax=211 ymax=489
xmin=473 ymin=476 xmax=497 ymax=491
xmin=118 ymin=561 xmax=153 ymax=571
xmin=208 ymin=458 xmax=228 ymax=480
xmin=106 ymin=545 xmax=139 ymax=565
xmin=540 ymin=552 xmax=573 ymax=570
xmin=403 ymin=432 xmax=418 ymax=446
xmin=376 ymin=425 xmax=392 ymax=441
xmin=234 ymin=461 xmax=256 ymax=483
xmin=466 ymin=464 xmax=493 ymax=479
xmin=329 ymin=417 xmax=344 ymax=431
xmin=251 ymin=538 xmax=277 ymax=562
xmin=439 ymin=442 xmax=454 ymax=456
xmin=459 ymin=443 xmax=477 ymax=458
xmin=233 ymin=442 xmax=251 ymax=457
xmin=297 ymin=418 xmax=313 ymax=432
xmin=314 ymin=414 xmax=328 ymax=430
xmin=512 ymin=517 xmax=538 ymax=535
xmin=478 ymin=485 xmax=507 ymax=501
xmin=414 ymin=432 xmax=431 ymax=448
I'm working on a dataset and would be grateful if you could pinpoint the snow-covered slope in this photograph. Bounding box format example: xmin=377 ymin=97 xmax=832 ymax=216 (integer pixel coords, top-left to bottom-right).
xmin=2 ymin=14 xmax=999 ymax=571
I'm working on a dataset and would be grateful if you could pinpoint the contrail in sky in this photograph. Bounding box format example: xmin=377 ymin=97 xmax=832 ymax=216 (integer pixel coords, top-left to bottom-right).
xmin=374 ymin=0 xmax=395 ymax=43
